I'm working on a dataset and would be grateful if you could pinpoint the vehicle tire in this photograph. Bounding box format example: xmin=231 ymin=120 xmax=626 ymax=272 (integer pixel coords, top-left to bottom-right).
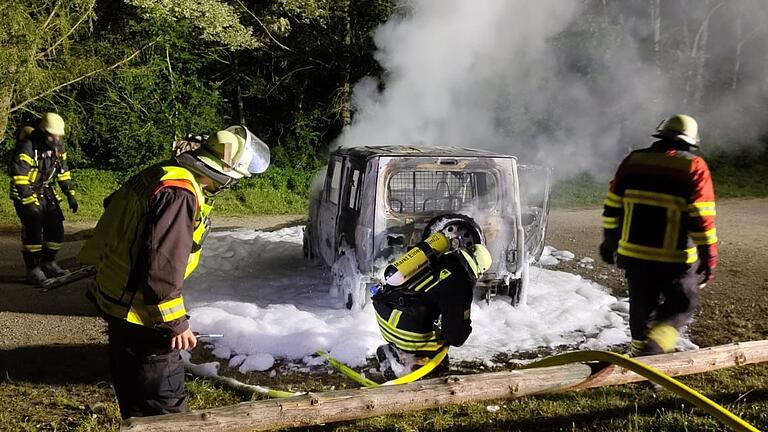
xmin=421 ymin=213 xmax=485 ymax=250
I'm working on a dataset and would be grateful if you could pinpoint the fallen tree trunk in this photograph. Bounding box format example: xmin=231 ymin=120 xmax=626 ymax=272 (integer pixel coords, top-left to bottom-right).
xmin=121 ymin=340 xmax=768 ymax=432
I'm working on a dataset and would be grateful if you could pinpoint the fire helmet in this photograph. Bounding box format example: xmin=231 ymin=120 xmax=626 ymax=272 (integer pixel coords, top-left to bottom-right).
xmin=193 ymin=125 xmax=270 ymax=180
xmin=652 ymin=114 xmax=700 ymax=147
xmin=39 ymin=113 xmax=65 ymax=136
xmin=468 ymin=244 xmax=492 ymax=274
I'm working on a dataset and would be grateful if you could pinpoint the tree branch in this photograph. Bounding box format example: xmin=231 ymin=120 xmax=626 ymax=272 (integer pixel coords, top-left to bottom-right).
xmin=41 ymin=1 xmax=61 ymax=31
xmin=38 ymin=0 xmax=96 ymax=59
xmin=11 ymin=40 xmax=157 ymax=114
xmin=234 ymin=0 xmax=293 ymax=52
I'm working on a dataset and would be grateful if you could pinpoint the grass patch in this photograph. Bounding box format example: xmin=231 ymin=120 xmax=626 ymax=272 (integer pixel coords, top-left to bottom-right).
xmin=0 ymin=166 xmax=311 ymax=226
xmin=550 ymin=148 xmax=768 ymax=209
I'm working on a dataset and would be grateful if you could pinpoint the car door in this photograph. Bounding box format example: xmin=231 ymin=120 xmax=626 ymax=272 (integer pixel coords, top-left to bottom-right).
xmin=318 ymin=156 xmax=344 ymax=266
xmin=517 ymin=164 xmax=553 ymax=263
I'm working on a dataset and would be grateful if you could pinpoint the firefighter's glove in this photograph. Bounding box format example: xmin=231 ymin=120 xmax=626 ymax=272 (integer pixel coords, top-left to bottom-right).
xmin=599 ymin=240 xmax=617 ymax=265
xmin=67 ymin=195 xmax=78 ymax=213
xmin=696 ymin=248 xmax=717 ymax=286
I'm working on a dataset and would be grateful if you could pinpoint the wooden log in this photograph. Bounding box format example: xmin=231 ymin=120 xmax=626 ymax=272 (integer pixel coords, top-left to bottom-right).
xmin=122 ymin=364 xmax=592 ymax=432
xmin=121 ymin=340 xmax=768 ymax=432
xmin=573 ymin=340 xmax=768 ymax=390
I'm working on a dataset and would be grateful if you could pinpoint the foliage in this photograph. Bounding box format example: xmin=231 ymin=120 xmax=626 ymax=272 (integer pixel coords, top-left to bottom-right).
xmin=127 ymin=0 xmax=261 ymax=49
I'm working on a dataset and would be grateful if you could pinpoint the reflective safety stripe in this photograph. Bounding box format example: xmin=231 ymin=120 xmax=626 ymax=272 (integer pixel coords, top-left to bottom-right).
xmin=23 ymin=244 xmax=43 ymax=252
xmin=690 ymin=228 xmax=718 ymax=245
xmin=12 ymin=175 xmax=30 ymax=185
xmin=148 ymin=296 xmax=187 ymax=323
xmin=602 ymin=216 xmax=620 ymax=229
xmin=618 ymin=242 xmax=697 ymax=264
xmin=375 ymin=313 xmax=439 ymax=342
xmin=688 ymin=201 xmax=716 ymax=217
xmin=604 ymin=191 xmax=623 ymax=208
xmin=624 ymin=189 xmax=686 ymax=207
xmin=21 ymin=195 xmax=38 ymax=205
xmin=43 ymin=242 xmax=61 ymax=251
xmin=60 ymin=152 xmax=67 ymax=160
xmin=57 ymin=171 xmax=72 ymax=181
xmin=646 ymin=323 xmax=679 ymax=353
xmin=388 ymin=310 xmax=402 ymax=327
xmin=424 ymin=269 xmax=451 ymax=293
xmin=29 ymin=169 xmax=38 ymax=182
xmin=375 ymin=311 xmax=444 ymax=352
xmin=18 ymin=153 xmax=36 ymax=166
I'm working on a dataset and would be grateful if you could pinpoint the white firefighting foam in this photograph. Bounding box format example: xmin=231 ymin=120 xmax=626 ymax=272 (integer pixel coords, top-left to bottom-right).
xmin=185 ymin=226 xmax=630 ymax=372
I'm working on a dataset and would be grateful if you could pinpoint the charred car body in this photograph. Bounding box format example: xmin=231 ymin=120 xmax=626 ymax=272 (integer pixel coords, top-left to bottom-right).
xmin=304 ymin=145 xmax=551 ymax=309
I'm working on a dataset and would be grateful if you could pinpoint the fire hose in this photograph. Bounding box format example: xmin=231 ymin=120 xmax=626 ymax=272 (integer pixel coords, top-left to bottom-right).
xmin=524 ymin=350 xmax=760 ymax=432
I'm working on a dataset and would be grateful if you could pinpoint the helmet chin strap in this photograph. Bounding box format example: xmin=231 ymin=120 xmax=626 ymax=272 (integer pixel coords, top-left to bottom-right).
xmin=175 ymin=152 xmax=235 ymax=194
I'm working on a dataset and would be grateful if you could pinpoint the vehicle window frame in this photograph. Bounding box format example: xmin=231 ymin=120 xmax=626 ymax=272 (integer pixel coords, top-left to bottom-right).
xmin=384 ymin=168 xmax=501 ymax=215
xmin=327 ymin=158 xmax=343 ymax=205
xmin=348 ymin=169 xmax=361 ymax=210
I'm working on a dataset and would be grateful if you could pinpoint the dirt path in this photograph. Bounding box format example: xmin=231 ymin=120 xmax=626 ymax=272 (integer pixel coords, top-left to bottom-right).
xmin=1 ymin=200 xmax=765 ymax=352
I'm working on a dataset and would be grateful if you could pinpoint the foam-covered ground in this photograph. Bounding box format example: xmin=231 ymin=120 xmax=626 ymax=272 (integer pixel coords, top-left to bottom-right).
xmin=185 ymin=226 xmax=630 ymax=372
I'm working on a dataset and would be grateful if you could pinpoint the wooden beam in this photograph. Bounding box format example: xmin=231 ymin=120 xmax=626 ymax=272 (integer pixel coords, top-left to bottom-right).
xmin=121 ymin=340 xmax=768 ymax=432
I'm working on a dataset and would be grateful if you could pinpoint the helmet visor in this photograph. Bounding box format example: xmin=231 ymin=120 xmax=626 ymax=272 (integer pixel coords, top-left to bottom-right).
xmin=226 ymin=125 xmax=270 ymax=175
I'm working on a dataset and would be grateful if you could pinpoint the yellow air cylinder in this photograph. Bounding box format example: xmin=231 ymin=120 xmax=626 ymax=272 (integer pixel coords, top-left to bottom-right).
xmin=383 ymin=232 xmax=451 ymax=286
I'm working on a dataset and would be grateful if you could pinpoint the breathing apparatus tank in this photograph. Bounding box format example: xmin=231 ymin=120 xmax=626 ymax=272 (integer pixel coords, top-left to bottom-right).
xmin=382 ymin=232 xmax=451 ymax=287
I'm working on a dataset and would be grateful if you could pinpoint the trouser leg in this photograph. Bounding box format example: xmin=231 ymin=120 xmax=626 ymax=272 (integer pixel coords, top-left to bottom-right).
xmin=14 ymin=201 xmax=43 ymax=270
xmin=107 ymin=321 xmax=187 ymax=419
xmin=625 ymin=263 xmax=662 ymax=343
xmin=41 ymin=200 xmax=64 ymax=262
xmin=653 ymin=264 xmax=699 ymax=332
xmin=627 ymin=262 xmax=697 ymax=355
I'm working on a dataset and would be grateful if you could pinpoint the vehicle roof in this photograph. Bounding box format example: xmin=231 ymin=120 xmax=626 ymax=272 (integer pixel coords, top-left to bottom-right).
xmin=331 ymin=145 xmax=516 ymax=160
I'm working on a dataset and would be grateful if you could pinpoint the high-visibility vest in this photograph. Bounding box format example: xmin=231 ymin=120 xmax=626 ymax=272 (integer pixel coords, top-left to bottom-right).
xmin=602 ymin=146 xmax=717 ymax=264
xmin=80 ymin=163 xmax=211 ymax=327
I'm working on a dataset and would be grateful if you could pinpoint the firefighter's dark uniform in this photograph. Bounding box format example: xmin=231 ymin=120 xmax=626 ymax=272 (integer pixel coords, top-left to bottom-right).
xmin=80 ymin=162 xmax=211 ymax=419
xmin=372 ymin=249 xmax=478 ymax=358
xmin=8 ymin=128 xmax=76 ymax=273
xmin=602 ymin=139 xmax=717 ymax=355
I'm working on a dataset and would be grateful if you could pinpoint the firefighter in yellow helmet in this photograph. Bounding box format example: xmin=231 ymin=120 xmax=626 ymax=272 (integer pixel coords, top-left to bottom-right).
xmin=600 ymin=114 xmax=717 ymax=357
xmin=80 ymin=125 xmax=269 ymax=419
xmin=372 ymin=240 xmax=492 ymax=379
xmin=8 ymin=113 xmax=77 ymax=286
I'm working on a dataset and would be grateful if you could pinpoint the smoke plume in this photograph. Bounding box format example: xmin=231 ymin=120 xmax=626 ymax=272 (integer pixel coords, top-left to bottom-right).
xmin=337 ymin=0 xmax=768 ymax=176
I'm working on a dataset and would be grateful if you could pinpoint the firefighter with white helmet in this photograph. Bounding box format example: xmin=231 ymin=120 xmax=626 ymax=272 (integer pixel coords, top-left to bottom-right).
xmin=80 ymin=124 xmax=269 ymax=419
xmin=600 ymin=114 xmax=717 ymax=356
xmin=372 ymin=237 xmax=492 ymax=379
xmin=8 ymin=113 xmax=77 ymax=286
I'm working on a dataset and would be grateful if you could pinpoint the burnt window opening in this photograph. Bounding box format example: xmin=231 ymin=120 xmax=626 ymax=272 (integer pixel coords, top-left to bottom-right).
xmin=327 ymin=159 xmax=342 ymax=205
xmin=348 ymin=169 xmax=361 ymax=210
xmin=386 ymin=170 xmax=498 ymax=214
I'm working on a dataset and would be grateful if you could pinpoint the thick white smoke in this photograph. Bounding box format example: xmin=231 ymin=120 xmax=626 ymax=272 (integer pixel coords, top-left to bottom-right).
xmin=337 ymin=0 xmax=768 ymax=175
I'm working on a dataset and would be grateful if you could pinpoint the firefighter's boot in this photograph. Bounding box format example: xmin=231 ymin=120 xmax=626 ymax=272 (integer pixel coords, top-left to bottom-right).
xmin=41 ymin=260 xmax=68 ymax=278
xmin=23 ymin=251 xmax=48 ymax=286
xmin=27 ymin=266 xmax=48 ymax=287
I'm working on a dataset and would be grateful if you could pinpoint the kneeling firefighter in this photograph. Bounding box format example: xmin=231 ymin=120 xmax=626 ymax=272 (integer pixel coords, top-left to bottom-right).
xmin=372 ymin=233 xmax=492 ymax=379
xmin=9 ymin=113 xmax=78 ymax=286
xmin=80 ymin=125 xmax=269 ymax=419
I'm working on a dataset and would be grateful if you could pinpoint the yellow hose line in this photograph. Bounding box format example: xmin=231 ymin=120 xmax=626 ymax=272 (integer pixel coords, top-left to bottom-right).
xmin=382 ymin=348 xmax=449 ymax=386
xmin=525 ymin=350 xmax=760 ymax=432
xmin=318 ymin=347 xmax=449 ymax=388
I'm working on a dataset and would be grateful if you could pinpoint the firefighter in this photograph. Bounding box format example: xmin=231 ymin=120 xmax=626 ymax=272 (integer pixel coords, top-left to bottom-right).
xmin=79 ymin=126 xmax=269 ymax=419
xmin=372 ymin=242 xmax=492 ymax=379
xmin=600 ymin=114 xmax=717 ymax=356
xmin=8 ymin=113 xmax=78 ymax=286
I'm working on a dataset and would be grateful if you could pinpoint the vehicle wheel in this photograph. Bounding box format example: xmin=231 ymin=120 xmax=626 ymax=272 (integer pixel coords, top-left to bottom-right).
xmin=421 ymin=213 xmax=484 ymax=250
